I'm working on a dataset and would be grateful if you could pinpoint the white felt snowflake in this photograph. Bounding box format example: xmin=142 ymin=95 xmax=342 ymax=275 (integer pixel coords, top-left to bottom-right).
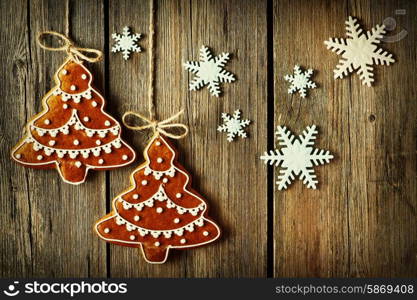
xmin=260 ymin=125 xmax=333 ymax=190
xmin=217 ymin=110 xmax=250 ymax=142
xmin=284 ymin=65 xmax=317 ymax=98
xmin=112 ymin=26 xmax=142 ymax=60
xmin=325 ymin=16 xmax=395 ymax=87
xmin=184 ymin=45 xmax=235 ymax=97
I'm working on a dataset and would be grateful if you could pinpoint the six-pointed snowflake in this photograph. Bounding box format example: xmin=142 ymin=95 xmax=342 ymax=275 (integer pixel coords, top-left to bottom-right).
xmin=217 ymin=110 xmax=250 ymax=142
xmin=325 ymin=16 xmax=395 ymax=87
xmin=284 ymin=65 xmax=317 ymax=98
xmin=260 ymin=125 xmax=333 ymax=190
xmin=184 ymin=45 xmax=235 ymax=97
xmin=112 ymin=26 xmax=142 ymax=60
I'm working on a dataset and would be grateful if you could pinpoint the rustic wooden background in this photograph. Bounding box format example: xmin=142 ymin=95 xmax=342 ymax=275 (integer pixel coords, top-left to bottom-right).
xmin=1 ymin=0 xmax=416 ymax=278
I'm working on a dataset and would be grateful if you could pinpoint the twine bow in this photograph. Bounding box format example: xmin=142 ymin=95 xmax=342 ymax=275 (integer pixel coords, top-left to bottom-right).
xmin=122 ymin=110 xmax=189 ymax=139
xmin=36 ymin=31 xmax=102 ymax=63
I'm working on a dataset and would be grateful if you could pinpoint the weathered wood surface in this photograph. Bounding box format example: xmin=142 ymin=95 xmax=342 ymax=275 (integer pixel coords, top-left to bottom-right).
xmin=0 ymin=0 xmax=415 ymax=278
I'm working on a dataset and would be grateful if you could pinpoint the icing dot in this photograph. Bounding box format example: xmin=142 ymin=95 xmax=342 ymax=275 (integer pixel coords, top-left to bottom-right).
xmin=70 ymin=85 xmax=77 ymax=91
xmin=104 ymin=120 xmax=111 ymax=126
xmin=180 ymin=239 xmax=186 ymax=244
xmin=203 ymin=231 xmax=209 ymax=236
xmin=37 ymin=155 xmax=43 ymax=160
xmin=122 ymin=155 xmax=128 ymax=160
xmin=98 ymin=159 xmax=104 ymax=164
xmin=129 ymin=235 xmax=136 ymax=240
xmin=174 ymin=218 xmax=180 ymax=224
xmin=81 ymin=74 xmax=87 ymax=80
xmin=73 ymin=139 xmax=80 ymax=146
xmin=155 ymin=141 xmax=161 ymax=146
xmin=156 ymin=207 xmax=163 ymax=213
xmin=134 ymin=215 xmax=140 ymax=221
xmin=92 ymin=101 xmax=98 ymax=107
xmin=154 ymin=242 xmax=160 ymax=247
xmin=44 ymin=119 xmax=50 ymax=125
xmin=162 ymin=178 xmax=168 ymax=183
xmin=176 ymin=193 xmax=182 ymax=198
xmin=15 ymin=154 xmax=21 ymax=159
xmin=141 ymin=180 xmax=148 ymax=186
xmin=48 ymin=140 xmax=56 ymax=146
xmin=75 ymin=161 xmax=82 ymax=168
xmin=133 ymin=194 xmax=139 ymax=200
xmin=104 ymin=228 xmax=110 ymax=233
xmin=157 ymin=157 xmax=163 ymax=163
xmin=96 ymin=140 xmax=101 ymax=145
xmin=62 ymin=69 xmax=68 ymax=75
xmin=83 ymin=117 xmax=89 ymax=122
xmin=63 ymin=104 xmax=68 ymax=109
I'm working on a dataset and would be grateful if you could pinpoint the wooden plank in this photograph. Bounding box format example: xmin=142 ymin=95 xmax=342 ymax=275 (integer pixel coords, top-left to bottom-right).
xmin=347 ymin=0 xmax=417 ymax=277
xmin=0 ymin=0 xmax=33 ymax=277
xmin=273 ymin=0 xmax=417 ymax=277
xmin=3 ymin=0 xmax=107 ymax=277
xmin=273 ymin=0 xmax=351 ymax=277
xmin=108 ymin=0 xmax=268 ymax=277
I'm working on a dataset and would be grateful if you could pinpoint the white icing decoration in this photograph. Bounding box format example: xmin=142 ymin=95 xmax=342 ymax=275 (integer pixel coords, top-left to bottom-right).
xmin=141 ymin=180 xmax=148 ymax=186
xmin=52 ymin=86 xmax=92 ymax=101
xmin=70 ymin=85 xmax=77 ymax=91
xmin=73 ymin=139 xmax=80 ymax=146
xmin=155 ymin=141 xmax=161 ymax=146
xmin=62 ymin=69 xmax=68 ymax=75
xmin=180 ymin=239 xmax=186 ymax=244
xmin=162 ymin=178 xmax=168 ymax=183
xmin=156 ymin=207 xmax=163 ymax=213
xmin=203 ymin=231 xmax=209 ymax=236
xmin=129 ymin=235 xmax=135 ymax=240
xmin=134 ymin=215 xmax=140 ymax=221
xmin=81 ymin=74 xmax=87 ymax=80
xmin=144 ymin=166 xmax=176 ymax=180
xmin=15 ymin=154 xmax=21 ymax=159
xmin=154 ymin=242 xmax=160 ymax=247
xmin=37 ymin=155 xmax=43 ymax=160
xmin=75 ymin=161 xmax=82 ymax=168
xmin=118 ymin=185 xmax=204 ymax=215
xmin=176 ymin=193 xmax=182 ymax=198
xmin=96 ymin=140 xmax=101 ymax=145
xmin=98 ymin=159 xmax=104 ymax=164
xmin=92 ymin=101 xmax=97 ymax=107
xmin=44 ymin=119 xmax=50 ymax=125
xmin=104 ymin=228 xmax=110 ymax=233
xmin=157 ymin=157 xmax=163 ymax=163
xmin=63 ymin=104 xmax=68 ymax=109
xmin=31 ymin=109 xmax=119 ymax=138
xmin=104 ymin=120 xmax=111 ymax=126
xmin=174 ymin=218 xmax=180 ymax=224
xmin=122 ymin=155 xmax=128 ymax=160
xmin=133 ymin=194 xmax=139 ymax=200
xmin=83 ymin=117 xmax=89 ymax=122
xmin=48 ymin=140 xmax=56 ymax=146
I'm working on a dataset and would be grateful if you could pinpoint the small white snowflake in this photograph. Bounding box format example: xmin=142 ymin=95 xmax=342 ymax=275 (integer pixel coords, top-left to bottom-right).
xmin=325 ymin=16 xmax=395 ymax=87
xmin=260 ymin=125 xmax=333 ymax=190
xmin=284 ymin=65 xmax=317 ymax=98
xmin=217 ymin=110 xmax=250 ymax=142
xmin=184 ymin=45 xmax=235 ymax=97
xmin=112 ymin=26 xmax=142 ymax=60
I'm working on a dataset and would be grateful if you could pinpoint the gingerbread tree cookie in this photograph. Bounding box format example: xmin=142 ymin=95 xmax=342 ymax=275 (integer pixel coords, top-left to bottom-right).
xmin=11 ymin=58 xmax=136 ymax=184
xmin=95 ymin=133 xmax=220 ymax=264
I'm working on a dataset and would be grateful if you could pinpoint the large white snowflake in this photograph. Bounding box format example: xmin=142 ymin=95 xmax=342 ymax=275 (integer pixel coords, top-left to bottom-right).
xmin=217 ymin=110 xmax=250 ymax=142
xmin=325 ymin=16 xmax=395 ymax=87
xmin=260 ymin=125 xmax=333 ymax=190
xmin=112 ymin=26 xmax=142 ymax=60
xmin=184 ymin=45 xmax=235 ymax=97
xmin=284 ymin=65 xmax=317 ymax=98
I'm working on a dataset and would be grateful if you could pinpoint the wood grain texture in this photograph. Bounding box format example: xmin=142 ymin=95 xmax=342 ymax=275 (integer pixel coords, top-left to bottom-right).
xmin=0 ymin=0 xmax=415 ymax=278
xmin=273 ymin=0 xmax=416 ymax=277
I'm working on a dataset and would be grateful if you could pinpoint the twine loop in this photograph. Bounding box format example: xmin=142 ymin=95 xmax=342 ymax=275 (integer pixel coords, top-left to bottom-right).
xmin=122 ymin=110 xmax=189 ymax=139
xmin=36 ymin=31 xmax=102 ymax=63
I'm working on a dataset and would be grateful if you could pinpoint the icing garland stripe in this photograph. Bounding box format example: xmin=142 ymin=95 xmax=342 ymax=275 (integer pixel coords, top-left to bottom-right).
xmin=118 ymin=185 xmax=205 ymax=215
xmin=144 ymin=165 xmax=176 ymax=179
xmin=25 ymin=136 xmax=123 ymax=158
xmin=52 ymin=87 xmax=92 ymax=102
xmin=31 ymin=109 xmax=119 ymax=138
